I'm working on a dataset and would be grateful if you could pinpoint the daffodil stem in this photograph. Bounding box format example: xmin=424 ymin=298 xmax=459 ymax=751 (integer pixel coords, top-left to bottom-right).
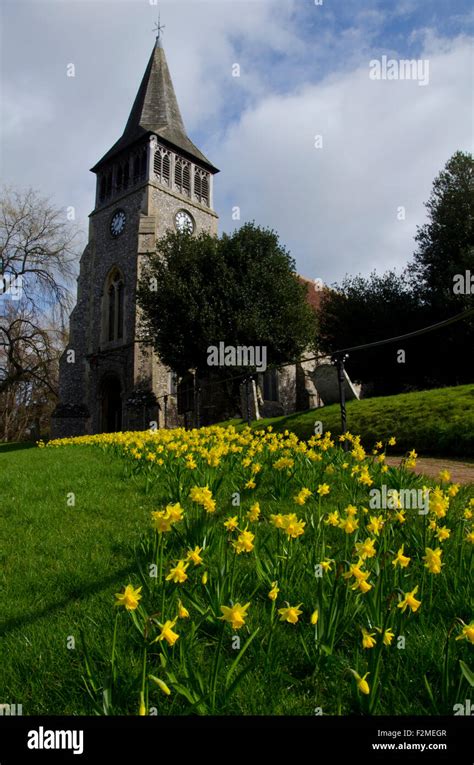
xmin=141 ymin=646 xmax=148 ymax=712
xmin=265 ymin=604 xmax=276 ymax=670
xmin=211 ymin=624 xmax=225 ymax=712
xmin=229 ymin=551 xmax=237 ymax=600
xmin=111 ymin=611 xmax=119 ymax=686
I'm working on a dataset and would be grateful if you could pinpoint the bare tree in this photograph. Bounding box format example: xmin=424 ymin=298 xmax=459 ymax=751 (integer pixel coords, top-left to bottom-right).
xmin=0 ymin=187 xmax=79 ymax=440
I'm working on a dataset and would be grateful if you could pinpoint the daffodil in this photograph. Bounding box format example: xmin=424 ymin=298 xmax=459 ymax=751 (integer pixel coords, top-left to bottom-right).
xmin=339 ymin=516 xmax=359 ymax=534
xmin=156 ymin=618 xmax=179 ymax=646
xmin=317 ymin=483 xmax=330 ymax=496
xmin=247 ymin=502 xmax=261 ymax=522
xmin=320 ymin=558 xmax=333 ymax=572
xmin=423 ymin=547 xmax=443 ymax=574
xmin=278 ymin=604 xmax=303 ymax=624
xmin=435 ymin=526 xmax=450 ymax=542
xmin=151 ymin=510 xmax=173 ymax=533
xmin=392 ymin=545 xmax=410 ymax=568
xmin=224 ymin=515 xmax=239 ymax=531
xmin=376 ymin=627 xmax=395 ymax=646
xmin=268 ymin=581 xmax=279 ymax=601
xmin=351 ymin=669 xmax=370 ymax=695
xmin=281 ymin=513 xmax=306 ymax=538
xmin=310 ymin=609 xmax=319 ymax=625
xmin=114 ymin=584 xmax=142 ymax=611
xmin=270 ymin=513 xmax=286 ymax=528
xmin=325 ymin=510 xmax=340 ymax=527
xmin=367 ymin=515 xmax=384 ymax=536
xmin=166 ymin=560 xmax=189 ymax=584
xmin=177 ymin=599 xmax=190 ymax=619
xmin=219 ymin=602 xmax=250 ymax=630
xmin=355 ymin=538 xmax=376 ymax=559
xmin=233 ymin=529 xmax=255 ymax=554
xmin=294 ymin=488 xmax=312 ymax=505
xmin=186 ymin=546 xmax=203 ymax=566
xmin=397 ymin=586 xmax=421 ymax=614
xmin=361 ymin=628 xmax=377 ymax=649
xmin=455 ymin=621 xmax=474 ymax=644
xmin=166 ymin=502 xmax=184 ymax=523
xmin=355 ymin=578 xmax=372 ymax=593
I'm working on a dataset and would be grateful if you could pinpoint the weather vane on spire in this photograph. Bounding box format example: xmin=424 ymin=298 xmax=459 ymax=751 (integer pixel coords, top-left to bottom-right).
xmin=153 ymin=10 xmax=166 ymax=44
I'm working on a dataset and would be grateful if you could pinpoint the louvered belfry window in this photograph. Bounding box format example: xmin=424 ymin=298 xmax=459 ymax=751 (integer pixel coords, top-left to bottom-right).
xmin=174 ymin=157 xmax=191 ymax=197
xmin=194 ymin=168 xmax=210 ymax=206
xmin=154 ymin=147 xmax=171 ymax=186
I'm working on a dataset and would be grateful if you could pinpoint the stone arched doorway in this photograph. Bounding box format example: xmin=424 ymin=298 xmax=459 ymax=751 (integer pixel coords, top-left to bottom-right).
xmin=100 ymin=374 xmax=123 ymax=433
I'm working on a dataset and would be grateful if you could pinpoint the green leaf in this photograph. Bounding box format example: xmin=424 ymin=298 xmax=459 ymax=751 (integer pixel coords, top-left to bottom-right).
xmin=225 ymin=627 xmax=260 ymax=690
xmin=459 ymin=660 xmax=474 ymax=687
xmin=423 ymin=674 xmax=438 ymax=712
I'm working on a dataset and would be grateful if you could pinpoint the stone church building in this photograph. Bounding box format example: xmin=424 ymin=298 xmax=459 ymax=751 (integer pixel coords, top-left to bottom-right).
xmin=52 ymin=38 xmax=323 ymax=438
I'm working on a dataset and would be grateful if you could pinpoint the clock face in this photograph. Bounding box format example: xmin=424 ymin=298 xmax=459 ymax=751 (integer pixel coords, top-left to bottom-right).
xmin=110 ymin=210 xmax=126 ymax=237
xmin=175 ymin=210 xmax=194 ymax=234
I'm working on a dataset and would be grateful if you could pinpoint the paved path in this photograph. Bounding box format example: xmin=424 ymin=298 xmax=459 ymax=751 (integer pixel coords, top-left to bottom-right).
xmin=385 ymin=456 xmax=474 ymax=485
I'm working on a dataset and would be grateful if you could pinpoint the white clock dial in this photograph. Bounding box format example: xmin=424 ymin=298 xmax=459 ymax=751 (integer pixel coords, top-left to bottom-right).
xmin=110 ymin=210 xmax=126 ymax=237
xmin=175 ymin=210 xmax=194 ymax=234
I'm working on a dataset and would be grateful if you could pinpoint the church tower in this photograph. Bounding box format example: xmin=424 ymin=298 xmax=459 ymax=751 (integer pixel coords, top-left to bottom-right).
xmin=52 ymin=36 xmax=219 ymax=436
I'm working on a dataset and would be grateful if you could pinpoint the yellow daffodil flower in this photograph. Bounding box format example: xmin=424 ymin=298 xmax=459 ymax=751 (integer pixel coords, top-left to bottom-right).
xmin=219 ymin=602 xmax=250 ymax=630
xmin=114 ymin=584 xmax=142 ymax=611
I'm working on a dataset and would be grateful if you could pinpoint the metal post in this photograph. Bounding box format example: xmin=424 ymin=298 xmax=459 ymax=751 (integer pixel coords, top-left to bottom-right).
xmin=163 ymin=395 xmax=168 ymax=429
xmin=334 ymin=353 xmax=349 ymax=451
xmin=195 ymin=384 xmax=201 ymax=429
xmin=245 ymin=376 xmax=252 ymax=426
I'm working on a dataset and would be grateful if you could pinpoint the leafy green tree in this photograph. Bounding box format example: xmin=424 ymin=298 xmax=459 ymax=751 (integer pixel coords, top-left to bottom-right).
xmin=409 ymin=151 xmax=473 ymax=307
xmin=407 ymin=150 xmax=474 ymax=386
xmin=137 ymin=223 xmax=316 ymax=399
xmin=319 ymin=152 xmax=474 ymax=395
xmin=318 ymin=271 xmax=422 ymax=395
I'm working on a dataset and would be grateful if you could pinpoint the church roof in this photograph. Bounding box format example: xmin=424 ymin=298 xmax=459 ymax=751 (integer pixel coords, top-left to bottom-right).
xmin=91 ymin=39 xmax=218 ymax=174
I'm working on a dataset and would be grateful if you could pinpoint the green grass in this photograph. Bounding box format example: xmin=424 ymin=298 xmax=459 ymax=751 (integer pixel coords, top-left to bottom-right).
xmin=0 ymin=445 xmax=154 ymax=714
xmin=223 ymin=384 xmax=474 ymax=457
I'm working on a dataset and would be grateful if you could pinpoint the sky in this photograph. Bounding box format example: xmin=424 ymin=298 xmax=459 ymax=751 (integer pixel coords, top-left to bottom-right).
xmin=1 ymin=0 xmax=473 ymax=287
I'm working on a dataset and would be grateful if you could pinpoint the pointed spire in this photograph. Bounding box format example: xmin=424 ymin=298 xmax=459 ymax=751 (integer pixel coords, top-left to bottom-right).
xmin=92 ymin=42 xmax=218 ymax=173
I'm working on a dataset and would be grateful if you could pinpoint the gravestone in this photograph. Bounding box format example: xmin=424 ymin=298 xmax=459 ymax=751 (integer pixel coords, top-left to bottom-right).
xmin=310 ymin=364 xmax=359 ymax=406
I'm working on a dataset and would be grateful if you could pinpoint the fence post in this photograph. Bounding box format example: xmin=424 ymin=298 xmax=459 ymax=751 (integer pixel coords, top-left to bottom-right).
xmin=245 ymin=376 xmax=253 ymax=426
xmin=333 ymin=353 xmax=349 ymax=451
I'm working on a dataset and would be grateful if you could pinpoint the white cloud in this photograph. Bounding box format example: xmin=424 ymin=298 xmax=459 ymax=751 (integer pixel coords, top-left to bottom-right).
xmin=212 ymin=34 xmax=473 ymax=282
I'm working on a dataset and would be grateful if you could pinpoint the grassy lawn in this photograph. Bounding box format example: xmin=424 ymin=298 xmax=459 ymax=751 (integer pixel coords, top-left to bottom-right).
xmin=1 ymin=426 xmax=472 ymax=716
xmin=0 ymin=444 xmax=153 ymax=714
xmin=223 ymin=384 xmax=474 ymax=458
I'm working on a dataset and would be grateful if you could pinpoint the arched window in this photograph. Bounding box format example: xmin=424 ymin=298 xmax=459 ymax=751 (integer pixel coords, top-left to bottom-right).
xmin=154 ymin=147 xmax=171 ymax=186
xmin=174 ymin=157 xmax=191 ymax=197
xmin=104 ymin=268 xmax=125 ymax=343
xmin=194 ymin=168 xmax=210 ymax=206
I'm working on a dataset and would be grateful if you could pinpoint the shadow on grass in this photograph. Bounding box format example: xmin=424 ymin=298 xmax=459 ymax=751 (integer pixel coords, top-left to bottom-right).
xmin=0 ymin=442 xmax=37 ymax=453
xmin=0 ymin=565 xmax=138 ymax=638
